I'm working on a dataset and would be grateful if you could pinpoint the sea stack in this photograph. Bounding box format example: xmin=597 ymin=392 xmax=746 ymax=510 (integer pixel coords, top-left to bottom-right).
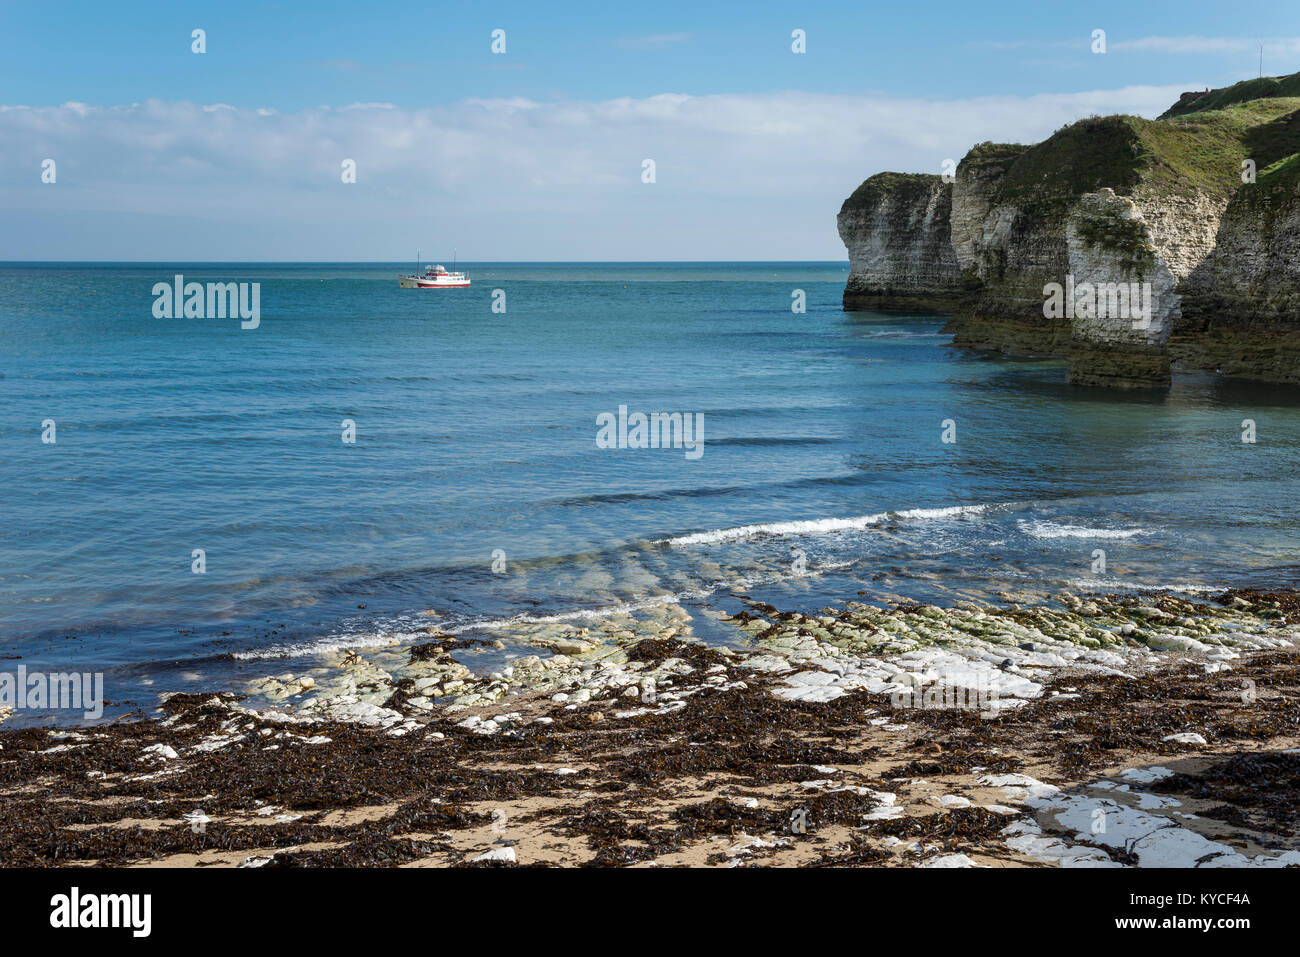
xmin=837 ymin=173 xmax=964 ymax=312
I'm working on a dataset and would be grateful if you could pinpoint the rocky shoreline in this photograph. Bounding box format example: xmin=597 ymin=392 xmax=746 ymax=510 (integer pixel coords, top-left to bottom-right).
xmin=3 ymin=588 xmax=1299 ymax=867
xmin=838 ymin=74 xmax=1300 ymax=389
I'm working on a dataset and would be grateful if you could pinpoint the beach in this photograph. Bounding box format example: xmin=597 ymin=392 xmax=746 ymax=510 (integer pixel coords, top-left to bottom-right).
xmin=4 ymin=587 xmax=1297 ymax=868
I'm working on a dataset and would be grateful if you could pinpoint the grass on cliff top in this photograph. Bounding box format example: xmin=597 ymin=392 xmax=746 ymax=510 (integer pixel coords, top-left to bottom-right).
xmin=993 ymin=98 xmax=1300 ymax=209
xmin=965 ymin=141 xmax=1030 ymax=162
xmin=994 ymin=115 xmax=1142 ymax=208
xmin=1132 ymin=97 xmax=1300 ymax=201
xmin=1247 ymin=152 xmax=1300 ymax=208
xmin=842 ymin=171 xmax=945 ymax=211
xmin=1159 ymin=71 xmax=1300 ymax=119
xmin=846 ymin=89 xmax=1300 ymax=219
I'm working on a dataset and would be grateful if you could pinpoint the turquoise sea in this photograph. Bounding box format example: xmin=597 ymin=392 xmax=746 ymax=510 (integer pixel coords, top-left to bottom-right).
xmin=2 ymin=261 xmax=1299 ymax=719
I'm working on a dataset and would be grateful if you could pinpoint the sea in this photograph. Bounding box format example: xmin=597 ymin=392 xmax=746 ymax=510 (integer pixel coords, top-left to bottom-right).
xmin=2 ymin=261 xmax=1299 ymax=721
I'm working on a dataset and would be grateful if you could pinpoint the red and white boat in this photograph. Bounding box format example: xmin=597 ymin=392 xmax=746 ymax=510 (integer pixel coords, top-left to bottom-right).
xmin=399 ymin=253 xmax=470 ymax=288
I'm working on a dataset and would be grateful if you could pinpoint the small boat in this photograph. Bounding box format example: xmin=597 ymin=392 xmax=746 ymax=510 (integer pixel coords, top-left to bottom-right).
xmin=399 ymin=251 xmax=470 ymax=288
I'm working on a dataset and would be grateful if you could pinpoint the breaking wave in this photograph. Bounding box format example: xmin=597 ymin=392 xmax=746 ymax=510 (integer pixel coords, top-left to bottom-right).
xmin=662 ymin=504 xmax=994 ymax=547
xmin=1019 ymin=520 xmax=1148 ymax=540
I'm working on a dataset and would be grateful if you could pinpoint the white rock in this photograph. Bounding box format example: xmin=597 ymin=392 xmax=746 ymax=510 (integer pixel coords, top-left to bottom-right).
xmin=862 ymin=805 xmax=906 ymax=821
xmin=1119 ymin=766 xmax=1174 ymax=784
xmin=1162 ymin=732 xmax=1207 ymax=746
xmin=470 ymin=846 xmax=517 ymax=864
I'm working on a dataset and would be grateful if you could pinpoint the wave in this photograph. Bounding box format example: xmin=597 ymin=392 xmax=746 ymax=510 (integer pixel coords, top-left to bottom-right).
xmin=1019 ymin=520 xmax=1148 ymax=540
xmin=541 ymin=471 xmax=888 ymax=511
xmin=662 ymin=504 xmax=993 ymax=547
xmin=851 ymin=329 xmax=949 ymax=339
xmin=229 ymin=552 xmax=873 ymax=660
xmin=1066 ymin=577 xmax=1220 ymax=595
xmin=453 ymin=585 xmax=749 ymax=631
xmin=231 ymin=626 xmax=432 ymax=661
xmin=229 ymin=582 xmax=751 ymax=660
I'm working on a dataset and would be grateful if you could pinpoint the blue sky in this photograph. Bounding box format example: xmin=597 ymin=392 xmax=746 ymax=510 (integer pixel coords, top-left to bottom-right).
xmin=2 ymin=0 xmax=1299 ymax=259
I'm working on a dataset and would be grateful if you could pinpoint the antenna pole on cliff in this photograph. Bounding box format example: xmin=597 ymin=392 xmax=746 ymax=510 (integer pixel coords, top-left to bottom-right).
xmin=1260 ymin=41 xmax=1263 ymax=77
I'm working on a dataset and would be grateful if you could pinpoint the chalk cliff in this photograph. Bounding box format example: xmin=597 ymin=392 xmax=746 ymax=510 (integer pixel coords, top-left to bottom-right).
xmin=837 ymin=173 xmax=963 ymax=311
xmin=1065 ymin=189 xmax=1178 ymax=388
xmin=1173 ymin=154 xmax=1300 ymax=382
xmin=839 ymin=72 xmax=1300 ymax=388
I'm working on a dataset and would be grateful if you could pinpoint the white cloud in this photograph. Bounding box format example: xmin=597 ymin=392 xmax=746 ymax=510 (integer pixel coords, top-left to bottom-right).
xmin=0 ymin=85 xmax=1190 ymax=260
xmin=972 ymin=34 xmax=1300 ymax=59
xmin=1111 ymin=35 xmax=1300 ymax=56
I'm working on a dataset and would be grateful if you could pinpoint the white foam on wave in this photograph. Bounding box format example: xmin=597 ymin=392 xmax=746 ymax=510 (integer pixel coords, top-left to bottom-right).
xmin=232 ymin=627 xmax=430 ymax=661
xmin=1067 ymin=578 xmax=1220 ymax=595
xmin=663 ymin=504 xmax=992 ymax=547
xmin=450 ymin=559 xmax=855 ymax=632
xmin=1019 ymin=520 xmax=1147 ymax=540
xmin=457 ymin=585 xmax=733 ymax=631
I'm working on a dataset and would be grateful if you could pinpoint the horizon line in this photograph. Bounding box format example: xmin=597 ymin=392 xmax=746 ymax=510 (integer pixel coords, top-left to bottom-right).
xmin=0 ymin=259 xmax=852 ymax=265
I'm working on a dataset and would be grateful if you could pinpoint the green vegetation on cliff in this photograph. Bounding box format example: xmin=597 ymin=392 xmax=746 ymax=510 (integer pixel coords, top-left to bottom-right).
xmin=1138 ymin=98 xmax=1300 ymax=197
xmin=964 ymin=141 xmax=1030 ymax=168
xmin=848 ymin=78 xmax=1300 ymax=223
xmin=1159 ymin=71 xmax=1300 ymax=118
xmin=1236 ymin=152 xmax=1300 ymax=214
xmin=990 ymin=96 xmax=1300 ymax=213
xmin=994 ymin=115 xmax=1143 ymax=209
xmin=841 ymin=171 xmax=945 ymax=212
xmin=1260 ymin=151 xmax=1300 ymax=190
xmin=1071 ymin=199 xmax=1156 ymax=273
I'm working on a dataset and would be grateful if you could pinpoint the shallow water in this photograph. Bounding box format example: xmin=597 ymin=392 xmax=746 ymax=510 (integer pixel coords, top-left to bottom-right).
xmin=2 ymin=261 xmax=1299 ymax=713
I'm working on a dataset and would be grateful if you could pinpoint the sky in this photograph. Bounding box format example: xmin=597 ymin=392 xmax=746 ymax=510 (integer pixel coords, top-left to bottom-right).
xmin=2 ymin=0 xmax=1299 ymax=260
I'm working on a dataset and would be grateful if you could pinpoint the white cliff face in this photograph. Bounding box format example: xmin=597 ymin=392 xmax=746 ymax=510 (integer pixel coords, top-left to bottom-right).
xmin=837 ymin=173 xmax=963 ymax=309
xmin=1064 ymin=190 xmax=1178 ymax=388
xmin=1131 ymin=188 xmax=1227 ymax=296
xmin=945 ymin=146 xmax=1076 ymax=356
xmin=1173 ymin=183 xmax=1300 ymax=382
xmin=1067 ymin=191 xmax=1180 ymax=346
xmin=1203 ymin=190 xmax=1300 ymax=311
xmin=949 ymin=175 xmax=991 ymax=274
xmin=950 ymin=144 xmax=1028 ymax=278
